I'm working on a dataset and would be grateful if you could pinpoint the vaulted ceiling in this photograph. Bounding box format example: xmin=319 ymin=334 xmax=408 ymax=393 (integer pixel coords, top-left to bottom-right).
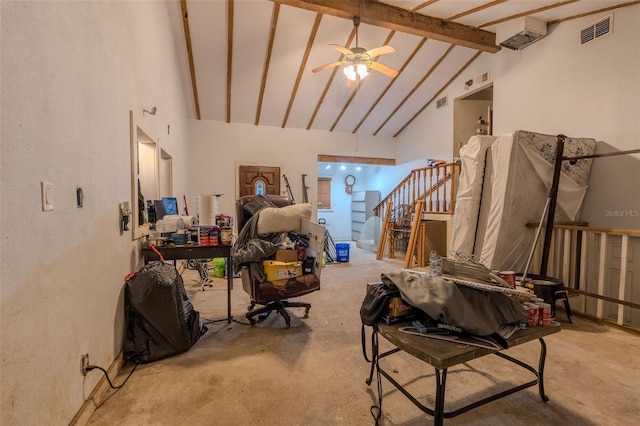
xmin=167 ymin=0 xmax=637 ymax=138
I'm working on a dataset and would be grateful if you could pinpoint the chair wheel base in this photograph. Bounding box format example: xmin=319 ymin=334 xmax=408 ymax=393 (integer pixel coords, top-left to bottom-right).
xmin=246 ymin=299 xmax=311 ymax=327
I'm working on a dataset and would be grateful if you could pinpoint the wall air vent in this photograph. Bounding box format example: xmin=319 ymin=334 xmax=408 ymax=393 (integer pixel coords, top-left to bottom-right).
xmin=475 ymin=71 xmax=490 ymax=85
xmin=436 ymin=96 xmax=448 ymax=110
xmin=496 ymin=17 xmax=547 ymax=50
xmin=580 ymin=15 xmax=612 ymax=45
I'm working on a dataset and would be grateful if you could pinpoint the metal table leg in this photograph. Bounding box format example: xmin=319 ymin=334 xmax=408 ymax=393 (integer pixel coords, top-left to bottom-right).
xmin=434 ymin=368 xmax=448 ymax=426
xmin=538 ymin=337 xmax=549 ymax=402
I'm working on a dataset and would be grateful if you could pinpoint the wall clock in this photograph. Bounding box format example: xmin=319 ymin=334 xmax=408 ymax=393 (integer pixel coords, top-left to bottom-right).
xmin=345 ymin=174 xmax=356 ymax=194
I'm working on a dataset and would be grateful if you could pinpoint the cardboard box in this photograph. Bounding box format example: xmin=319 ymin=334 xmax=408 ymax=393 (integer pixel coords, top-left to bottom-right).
xmin=388 ymin=297 xmax=414 ymax=317
xmin=263 ymin=260 xmax=302 ymax=281
xmin=366 ymin=282 xmax=414 ymax=317
xmin=274 ymin=249 xmax=298 ymax=263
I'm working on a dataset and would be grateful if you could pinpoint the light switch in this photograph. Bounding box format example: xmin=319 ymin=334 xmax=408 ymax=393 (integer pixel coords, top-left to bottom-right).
xmin=41 ymin=181 xmax=54 ymax=211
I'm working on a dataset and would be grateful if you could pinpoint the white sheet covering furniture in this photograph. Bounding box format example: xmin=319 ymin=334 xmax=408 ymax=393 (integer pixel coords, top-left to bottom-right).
xmin=451 ymin=130 xmax=595 ymax=271
xmin=450 ymin=135 xmax=498 ymax=256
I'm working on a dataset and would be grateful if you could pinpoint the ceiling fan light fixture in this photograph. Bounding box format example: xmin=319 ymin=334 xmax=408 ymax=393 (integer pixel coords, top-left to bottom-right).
xmin=313 ymin=15 xmax=397 ymax=85
xmin=343 ymin=64 xmax=356 ymax=81
xmin=356 ymin=63 xmax=369 ymax=79
xmin=343 ymin=63 xmax=369 ymax=81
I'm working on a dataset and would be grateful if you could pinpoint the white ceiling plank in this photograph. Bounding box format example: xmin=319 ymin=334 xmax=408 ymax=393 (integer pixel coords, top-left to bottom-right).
xmin=170 ymin=0 xmax=637 ymax=136
xmin=383 ymin=47 xmax=478 ymax=135
xmin=453 ymin=1 xmax=560 ymax=27
xmin=188 ymin=0 xmax=227 ymax=121
xmin=258 ymin=5 xmax=318 ymax=127
xmin=357 ymin=39 xmax=452 ymax=135
xmin=408 ymin=0 xmax=483 ymax=20
xmin=286 ymin=14 xmax=351 ymax=129
xmin=231 ymin=1 xmax=274 ymax=124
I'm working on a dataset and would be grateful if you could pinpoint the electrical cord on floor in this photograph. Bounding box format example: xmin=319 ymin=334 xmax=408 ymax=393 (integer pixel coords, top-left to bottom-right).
xmin=85 ymin=363 xmax=138 ymax=390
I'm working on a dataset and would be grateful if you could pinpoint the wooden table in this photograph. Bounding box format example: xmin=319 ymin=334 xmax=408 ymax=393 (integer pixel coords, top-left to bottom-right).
xmin=365 ymin=321 xmax=561 ymax=425
xmin=142 ymin=244 xmax=233 ymax=324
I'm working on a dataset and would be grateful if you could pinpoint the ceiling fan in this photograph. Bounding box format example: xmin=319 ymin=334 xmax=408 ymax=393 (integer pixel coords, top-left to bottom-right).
xmin=312 ymin=16 xmax=398 ymax=86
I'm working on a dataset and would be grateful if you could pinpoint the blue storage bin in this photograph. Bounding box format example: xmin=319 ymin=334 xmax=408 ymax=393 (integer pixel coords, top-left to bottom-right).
xmin=336 ymin=243 xmax=350 ymax=263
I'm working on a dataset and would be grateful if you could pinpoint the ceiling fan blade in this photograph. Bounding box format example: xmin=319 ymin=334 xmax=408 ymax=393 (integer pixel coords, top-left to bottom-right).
xmin=363 ymin=45 xmax=395 ymax=59
xmin=367 ymin=61 xmax=399 ymax=78
xmin=312 ymin=61 xmax=346 ymax=73
xmin=329 ymin=43 xmax=353 ymax=56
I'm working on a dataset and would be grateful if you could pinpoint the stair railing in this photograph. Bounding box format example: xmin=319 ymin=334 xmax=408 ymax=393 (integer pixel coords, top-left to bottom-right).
xmin=374 ymin=162 xmax=460 ymax=220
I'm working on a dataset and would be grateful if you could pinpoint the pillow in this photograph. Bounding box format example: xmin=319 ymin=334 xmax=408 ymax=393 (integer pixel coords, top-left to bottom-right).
xmin=257 ymin=203 xmax=312 ymax=235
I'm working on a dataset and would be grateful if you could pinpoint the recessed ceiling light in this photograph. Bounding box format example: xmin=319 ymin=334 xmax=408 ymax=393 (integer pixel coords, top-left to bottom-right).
xmin=325 ymin=165 xmax=331 ymax=170
xmin=356 ymin=166 xmax=362 ymax=171
xmin=340 ymin=165 xmax=346 ymax=170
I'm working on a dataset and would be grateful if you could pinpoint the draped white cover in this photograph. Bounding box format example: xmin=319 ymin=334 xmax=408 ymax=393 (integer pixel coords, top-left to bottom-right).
xmin=451 ymin=131 xmax=595 ymax=271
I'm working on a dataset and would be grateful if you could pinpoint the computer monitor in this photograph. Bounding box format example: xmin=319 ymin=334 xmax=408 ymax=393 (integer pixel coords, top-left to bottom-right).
xmin=162 ymin=197 xmax=179 ymax=216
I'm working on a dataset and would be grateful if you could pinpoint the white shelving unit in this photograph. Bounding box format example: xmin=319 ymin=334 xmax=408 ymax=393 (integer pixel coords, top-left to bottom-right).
xmin=351 ymin=190 xmax=380 ymax=241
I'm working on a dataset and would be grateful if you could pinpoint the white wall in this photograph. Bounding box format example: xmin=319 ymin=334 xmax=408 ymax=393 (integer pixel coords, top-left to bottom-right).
xmin=186 ymin=120 xmax=395 ymax=237
xmin=396 ymin=5 xmax=640 ymax=228
xmin=2 ymin=3 xmax=639 ymax=425
xmin=0 ymin=1 xmax=189 ymax=424
xmin=317 ymin=169 xmax=363 ymax=241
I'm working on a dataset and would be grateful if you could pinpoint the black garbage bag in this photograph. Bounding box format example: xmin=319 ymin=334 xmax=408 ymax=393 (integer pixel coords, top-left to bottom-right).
xmin=124 ymin=262 xmax=207 ymax=363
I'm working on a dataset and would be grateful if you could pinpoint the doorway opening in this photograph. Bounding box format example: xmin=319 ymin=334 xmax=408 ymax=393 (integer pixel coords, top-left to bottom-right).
xmin=453 ymin=85 xmax=493 ymax=158
xmin=316 ymin=155 xmax=393 ymax=252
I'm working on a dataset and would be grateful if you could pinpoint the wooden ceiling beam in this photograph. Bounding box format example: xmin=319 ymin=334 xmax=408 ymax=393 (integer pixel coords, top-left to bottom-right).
xmin=393 ymin=51 xmax=482 ymax=137
xmin=329 ymin=30 xmax=396 ymax=132
xmin=352 ymin=37 xmax=428 ymax=134
xmin=180 ymin=0 xmax=201 ymax=120
xmin=317 ymin=155 xmax=395 ymax=166
xmin=306 ymin=29 xmax=356 ymax=130
xmin=226 ymin=0 xmax=234 ymax=123
xmin=271 ymin=0 xmax=500 ymax=53
xmin=374 ymin=44 xmax=456 ymax=136
xmin=256 ymin=2 xmax=280 ymax=126
xmin=282 ymin=13 xmax=323 ymax=128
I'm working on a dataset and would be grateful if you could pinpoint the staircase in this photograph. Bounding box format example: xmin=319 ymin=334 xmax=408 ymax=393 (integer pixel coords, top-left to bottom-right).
xmin=375 ymin=162 xmax=460 ymax=267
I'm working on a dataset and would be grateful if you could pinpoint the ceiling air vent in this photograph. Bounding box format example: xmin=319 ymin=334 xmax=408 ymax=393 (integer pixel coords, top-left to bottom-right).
xmin=496 ymin=17 xmax=547 ymax=50
xmin=436 ymin=96 xmax=447 ymax=110
xmin=580 ymin=15 xmax=612 ymax=45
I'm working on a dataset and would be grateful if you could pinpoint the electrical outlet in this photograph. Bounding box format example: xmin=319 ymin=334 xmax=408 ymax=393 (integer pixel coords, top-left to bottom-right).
xmin=81 ymin=354 xmax=90 ymax=375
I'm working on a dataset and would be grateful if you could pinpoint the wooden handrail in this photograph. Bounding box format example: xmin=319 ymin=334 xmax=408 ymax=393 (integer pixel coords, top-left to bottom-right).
xmin=374 ymin=162 xmax=460 ymax=220
xmin=552 ymin=224 xmax=640 ymax=236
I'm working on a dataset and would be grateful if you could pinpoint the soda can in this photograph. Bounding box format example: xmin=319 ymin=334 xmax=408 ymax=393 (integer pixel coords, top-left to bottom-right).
xmin=527 ymin=303 xmax=539 ymax=327
xmin=538 ymin=302 xmax=551 ymax=326
xmin=499 ymin=271 xmax=517 ymax=289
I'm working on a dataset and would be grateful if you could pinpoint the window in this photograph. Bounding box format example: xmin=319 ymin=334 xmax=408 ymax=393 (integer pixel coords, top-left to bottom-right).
xmin=317 ymin=177 xmax=332 ymax=209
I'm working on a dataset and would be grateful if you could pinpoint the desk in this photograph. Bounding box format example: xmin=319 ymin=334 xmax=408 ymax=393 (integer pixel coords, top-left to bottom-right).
xmin=142 ymin=244 xmax=233 ymax=324
xmin=366 ymin=322 xmax=561 ymax=425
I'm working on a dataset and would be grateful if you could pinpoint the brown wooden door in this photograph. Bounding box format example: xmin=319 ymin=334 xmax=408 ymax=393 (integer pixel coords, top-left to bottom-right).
xmin=238 ymin=165 xmax=281 ymax=197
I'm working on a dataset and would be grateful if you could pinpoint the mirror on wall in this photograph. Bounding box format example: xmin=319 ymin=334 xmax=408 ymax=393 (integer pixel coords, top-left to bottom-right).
xmin=130 ymin=110 xmax=159 ymax=240
xmin=160 ymin=148 xmax=173 ymax=198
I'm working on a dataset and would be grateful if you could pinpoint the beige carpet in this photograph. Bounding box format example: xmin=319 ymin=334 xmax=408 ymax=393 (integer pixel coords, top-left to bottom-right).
xmin=86 ymin=245 xmax=640 ymax=425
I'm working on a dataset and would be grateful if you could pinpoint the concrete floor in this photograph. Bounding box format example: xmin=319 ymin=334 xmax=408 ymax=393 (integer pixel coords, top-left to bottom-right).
xmin=87 ymin=245 xmax=640 ymax=425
